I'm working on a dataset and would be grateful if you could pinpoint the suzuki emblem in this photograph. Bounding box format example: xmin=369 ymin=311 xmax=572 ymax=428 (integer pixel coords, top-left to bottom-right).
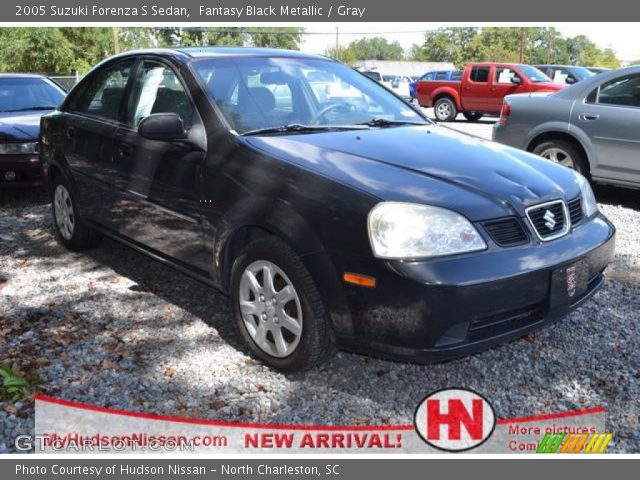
xmin=543 ymin=210 xmax=556 ymax=230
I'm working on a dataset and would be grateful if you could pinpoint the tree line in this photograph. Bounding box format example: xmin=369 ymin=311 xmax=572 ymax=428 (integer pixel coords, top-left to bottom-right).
xmin=0 ymin=27 xmax=304 ymax=74
xmin=0 ymin=27 xmax=625 ymax=75
xmin=329 ymin=27 xmax=623 ymax=68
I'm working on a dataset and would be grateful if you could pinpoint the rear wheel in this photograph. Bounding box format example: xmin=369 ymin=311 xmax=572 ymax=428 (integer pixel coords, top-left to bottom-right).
xmin=463 ymin=112 xmax=483 ymax=122
xmin=532 ymin=139 xmax=589 ymax=176
xmin=230 ymin=236 xmax=335 ymax=372
xmin=433 ymin=97 xmax=457 ymax=122
xmin=51 ymin=175 xmax=100 ymax=250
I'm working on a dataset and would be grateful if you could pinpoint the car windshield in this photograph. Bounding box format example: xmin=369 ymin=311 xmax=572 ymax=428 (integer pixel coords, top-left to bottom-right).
xmin=0 ymin=77 xmax=65 ymax=112
xmin=192 ymin=56 xmax=427 ymax=134
xmin=517 ymin=65 xmax=552 ymax=83
xmin=571 ymin=66 xmax=596 ymax=80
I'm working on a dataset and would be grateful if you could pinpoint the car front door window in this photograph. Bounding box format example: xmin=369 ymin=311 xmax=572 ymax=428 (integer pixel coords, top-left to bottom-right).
xmin=129 ymin=61 xmax=195 ymax=128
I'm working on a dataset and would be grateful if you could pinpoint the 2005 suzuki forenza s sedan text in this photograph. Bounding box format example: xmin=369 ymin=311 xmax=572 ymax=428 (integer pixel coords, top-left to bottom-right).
xmin=39 ymin=48 xmax=615 ymax=371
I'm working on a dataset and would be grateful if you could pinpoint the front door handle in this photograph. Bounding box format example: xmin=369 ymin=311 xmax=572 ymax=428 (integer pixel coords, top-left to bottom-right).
xmin=66 ymin=127 xmax=76 ymax=139
xmin=579 ymin=114 xmax=600 ymax=121
xmin=490 ymin=86 xmax=498 ymax=91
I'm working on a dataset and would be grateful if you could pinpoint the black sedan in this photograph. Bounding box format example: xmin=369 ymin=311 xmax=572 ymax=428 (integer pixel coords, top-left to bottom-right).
xmin=40 ymin=48 xmax=615 ymax=371
xmin=0 ymin=74 xmax=66 ymax=187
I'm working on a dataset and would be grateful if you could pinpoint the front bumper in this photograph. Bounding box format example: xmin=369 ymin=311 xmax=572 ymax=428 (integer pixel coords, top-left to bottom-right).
xmin=0 ymin=154 xmax=43 ymax=188
xmin=331 ymin=214 xmax=615 ymax=362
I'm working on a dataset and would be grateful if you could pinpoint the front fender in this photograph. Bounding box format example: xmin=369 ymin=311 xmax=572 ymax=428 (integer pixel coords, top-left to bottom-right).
xmin=210 ymin=196 xmax=354 ymax=338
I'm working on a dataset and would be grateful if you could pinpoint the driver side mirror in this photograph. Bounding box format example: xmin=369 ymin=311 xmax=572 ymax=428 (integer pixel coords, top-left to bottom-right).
xmin=138 ymin=113 xmax=186 ymax=141
xmin=510 ymin=76 xmax=522 ymax=85
xmin=566 ymin=76 xmax=577 ymax=85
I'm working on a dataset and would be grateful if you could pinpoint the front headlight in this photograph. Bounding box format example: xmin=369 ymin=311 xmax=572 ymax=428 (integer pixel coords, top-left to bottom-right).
xmin=0 ymin=142 xmax=38 ymax=155
xmin=576 ymin=172 xmax=598 ymax=218
xmin=368 ymin=202 xmax=487 ymax=259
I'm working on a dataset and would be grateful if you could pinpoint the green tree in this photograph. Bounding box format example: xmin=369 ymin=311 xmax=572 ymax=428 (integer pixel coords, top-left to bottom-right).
xmin=341 ymin=37 xmax=405 ymax=61
xmin=0 ymin=28 xmax=75 ymax=74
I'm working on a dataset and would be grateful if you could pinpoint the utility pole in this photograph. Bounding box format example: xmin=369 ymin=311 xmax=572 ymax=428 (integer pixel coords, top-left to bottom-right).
xmin=112 ymin=27 xmax=120 ymax=54
xmin=335 ymin=27 xmax=339 ymax=60
xmin=519 ymin=27 xmax=525 ymax=63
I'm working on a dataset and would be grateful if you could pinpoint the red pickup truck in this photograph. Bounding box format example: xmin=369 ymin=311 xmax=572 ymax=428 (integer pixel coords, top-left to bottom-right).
xmin=415 ymin=63 xmax=564 ymax=121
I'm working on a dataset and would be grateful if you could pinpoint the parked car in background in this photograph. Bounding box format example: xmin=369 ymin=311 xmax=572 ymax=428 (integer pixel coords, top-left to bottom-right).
xmin=40 ymin=47 xmax=614 ymax=371
xmin=0 ymin=74 xmax=66 ymax=188
xmin=409 ymin=70 xmax=462 ymax=101
xmin=587 ymin=67 xmax=611 ymax=75
xmin=360 ymin=70 xmax=382 ymax=82
xmin=380 ymin=74 xmax=412 ymax=101
xmin=416 ymin=63 xmax=563 ymax=121
xmin=493 ymin=66 xmax=640 ymax=190
xmin=534 ymin=65 xmax=595 ymax=85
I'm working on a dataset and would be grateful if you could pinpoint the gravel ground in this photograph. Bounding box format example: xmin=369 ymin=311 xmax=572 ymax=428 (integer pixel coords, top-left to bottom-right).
xmin=1 ymin=119 xmax=639 ymax=453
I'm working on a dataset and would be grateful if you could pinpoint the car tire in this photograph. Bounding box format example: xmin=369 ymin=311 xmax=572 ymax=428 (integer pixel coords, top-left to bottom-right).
xmin=532 ymin=140 xmax=589 ymax=177
xmin=230 ymin=236 xmax=335 ymax=372
xmin=433 ymin=97 xmax=457 ymax=122
xmin=463 ymin=112 xmax=483 ymax=122
xmin=51 ymin=174 xmax=101 ymax=251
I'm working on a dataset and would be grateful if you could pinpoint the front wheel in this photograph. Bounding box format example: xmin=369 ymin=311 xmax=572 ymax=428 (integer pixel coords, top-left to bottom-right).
xmin=230 ymin=237 xmax=335 ymax=372
xmin=433 ymin=97 xmax=457 ymax=122
xmin=463 ymin=112 xmax=483 ymax=122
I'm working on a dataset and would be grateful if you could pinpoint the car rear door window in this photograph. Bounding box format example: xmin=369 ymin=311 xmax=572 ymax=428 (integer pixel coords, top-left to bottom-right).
xmin=435 ymin=72 xmax=447 ymax=80
xmin=129 ymin=61 xmax=194 ymax=128
xmin=73 ymin=60 xmax=134 ymax=121
xmin=588 ymin=74 xmax=640 ymax=108
xmin=470 ymin=66 xmax=490 ymax=83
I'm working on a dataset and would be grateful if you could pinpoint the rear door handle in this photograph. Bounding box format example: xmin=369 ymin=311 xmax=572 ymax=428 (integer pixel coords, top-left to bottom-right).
xmin=66 ymin=127 xmax=76 ymax=138
xmin=490 ymin=86 xmax=498 ymax=91
xmin=579 ymin=114 xmax=599 ymax=121
xmin=118 ymin=144 xmax=133 ymax=158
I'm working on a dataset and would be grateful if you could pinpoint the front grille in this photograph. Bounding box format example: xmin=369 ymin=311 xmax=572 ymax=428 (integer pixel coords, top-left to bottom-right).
xmin=483 ymin=217 xmax=529 ymax=246
xmin=568 ymin=197 xmax=583 ymax=226
xmin=526 ymin=200 xmax=569 ymax=241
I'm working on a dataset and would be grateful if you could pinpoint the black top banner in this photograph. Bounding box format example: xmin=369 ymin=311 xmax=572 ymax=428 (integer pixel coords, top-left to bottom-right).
xmin=5 ymin=0 xmax=640 ymax=22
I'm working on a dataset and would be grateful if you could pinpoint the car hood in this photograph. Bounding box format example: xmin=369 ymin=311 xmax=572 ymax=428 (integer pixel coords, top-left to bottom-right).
xmin=244 ymin=125 xmax=581 ymax=221
xmin=0 ymin=110 xmax=48 ymax=142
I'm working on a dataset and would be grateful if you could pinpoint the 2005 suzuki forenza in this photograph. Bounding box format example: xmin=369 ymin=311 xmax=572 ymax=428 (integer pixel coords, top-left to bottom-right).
xmin=40 ymin=48 xmax=615 ymax=371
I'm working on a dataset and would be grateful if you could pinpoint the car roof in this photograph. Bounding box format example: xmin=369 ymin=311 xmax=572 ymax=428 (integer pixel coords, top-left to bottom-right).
xmin=107 ymin=47 xmax=331 ymax=63
xmin=0 ymin=73 xmax=49 ymax=79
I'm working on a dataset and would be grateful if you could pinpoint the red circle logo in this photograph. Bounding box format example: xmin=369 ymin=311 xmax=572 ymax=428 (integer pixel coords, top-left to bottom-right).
xmin=414 ymin=388 xmax=496 ymax=451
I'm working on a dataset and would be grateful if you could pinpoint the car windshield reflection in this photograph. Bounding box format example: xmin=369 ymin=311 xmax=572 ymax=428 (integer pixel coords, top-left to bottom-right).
xmin=192 ymin=56 xmax=429 ymax=134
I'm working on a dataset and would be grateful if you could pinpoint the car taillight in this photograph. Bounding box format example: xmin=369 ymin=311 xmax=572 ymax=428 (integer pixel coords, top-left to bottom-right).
xmin=498 ymin=102 xmax=511 ymax=126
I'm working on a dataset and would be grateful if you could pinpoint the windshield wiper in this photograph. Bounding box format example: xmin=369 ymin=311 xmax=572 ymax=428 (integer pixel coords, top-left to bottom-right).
xmin=3 ymin=106 xmax=57 ymax=112
xmin=242 ymin=123 xmax=369 ymax=136
xmin=356 ymin=118 xmax=428 ymax=128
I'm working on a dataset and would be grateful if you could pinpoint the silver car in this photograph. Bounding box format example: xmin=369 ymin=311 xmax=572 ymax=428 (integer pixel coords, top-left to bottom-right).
xmin=493 ymin=66 xmax=640 ymax=190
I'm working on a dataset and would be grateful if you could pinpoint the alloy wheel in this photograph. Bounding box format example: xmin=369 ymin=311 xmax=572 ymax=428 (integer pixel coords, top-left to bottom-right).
xmin=539 ymin=147 xmax=576 ymax=169
xmin=53 ymin=184 xmax=75 ymax=240
xmin=436 ymin=102 xmax=451 ymax=120
xmin=238 ymin=260 xmax=303 ymax=358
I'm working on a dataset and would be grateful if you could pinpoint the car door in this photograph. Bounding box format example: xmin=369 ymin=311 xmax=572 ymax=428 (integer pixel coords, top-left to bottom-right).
xmin=572 ymin=72 xmax=640 ymax=184
xmin=462 ymin=65 xmax=492 ymax=112
xmin=111 ymin=58 xmax=209 ymax=271
xmin=487 ymin=66 xmax=523 ymax=112
xmin=61 ymin=58 xmax=136 ymax=224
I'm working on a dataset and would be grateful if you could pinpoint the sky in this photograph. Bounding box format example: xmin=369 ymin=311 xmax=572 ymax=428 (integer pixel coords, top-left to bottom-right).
xmin=300 ymin=23 xmax=640 ymax=63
